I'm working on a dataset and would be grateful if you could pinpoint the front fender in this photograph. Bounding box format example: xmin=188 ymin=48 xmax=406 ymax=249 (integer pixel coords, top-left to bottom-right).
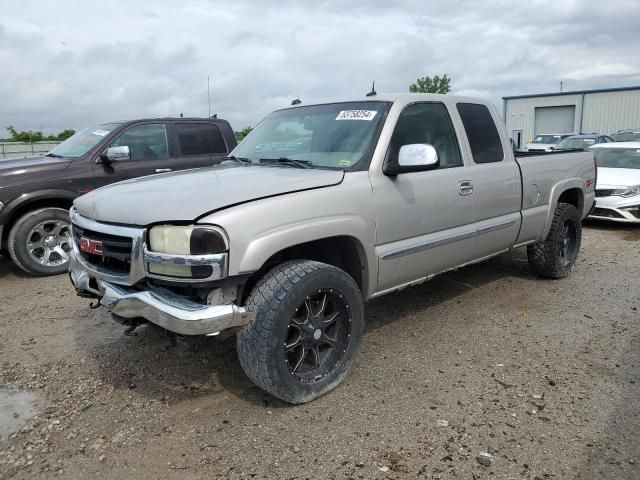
xmin=198 ymin=171 xmax=378 ymax=297
xmin=237 ymin=214 xmax=376 ymax=296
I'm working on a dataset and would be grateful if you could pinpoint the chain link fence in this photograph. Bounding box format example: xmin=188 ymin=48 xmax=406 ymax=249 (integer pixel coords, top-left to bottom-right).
xmin=0 ymin=141 xmax=62 ymax=160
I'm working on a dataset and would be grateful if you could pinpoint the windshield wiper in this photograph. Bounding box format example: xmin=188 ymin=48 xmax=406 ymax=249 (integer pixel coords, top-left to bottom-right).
xmin=222 ymin=155 xmax=252 ymax=164
xmin=259 ymin=157 xmax=313 ymax=169
xmin=45 ymin=153 xmax=64 ymax=158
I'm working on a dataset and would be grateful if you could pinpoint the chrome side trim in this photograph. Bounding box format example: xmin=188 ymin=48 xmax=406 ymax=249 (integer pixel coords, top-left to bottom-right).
xmin=371 ymin=248 xmax=509 ymax=299
xmin=477 ymin=219 xmax=516 ymax=235
xmin=511 ymin=239 xmax=537 ymax=249
xmin=144 ymin=246 xmax=228 ymax=282
xmin=380 ymin=230 xmax=476 ymax=260
xmin=380 ymin=218 xmax=517 ymax=261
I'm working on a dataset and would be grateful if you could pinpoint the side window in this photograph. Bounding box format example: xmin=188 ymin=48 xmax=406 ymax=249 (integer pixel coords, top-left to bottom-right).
xmin=110 ymin=124 xmax=168 ymax=161
xmin=456 ymin=103 xmax=504 ymax=164
xmin=389 ymin=102 xmax=462 ymax=168
xmin=175 ymin=123 xmax=227 ymax=156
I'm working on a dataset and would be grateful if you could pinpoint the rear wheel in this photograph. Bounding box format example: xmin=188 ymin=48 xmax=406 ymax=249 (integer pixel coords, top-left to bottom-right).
xmin=527 ymin=202 xmax=581 ymax=279
xmin=237 ymin=260 xmax=364 ymax=404
xmin=8 ymin=208 xmax=72 ymax=276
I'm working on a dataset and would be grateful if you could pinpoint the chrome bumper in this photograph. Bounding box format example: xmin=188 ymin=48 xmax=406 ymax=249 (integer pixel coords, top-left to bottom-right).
xmin=70 ymin=254 xmax=254 ymax=336
xmin=100 ymin=282 xmax=253 ymax=335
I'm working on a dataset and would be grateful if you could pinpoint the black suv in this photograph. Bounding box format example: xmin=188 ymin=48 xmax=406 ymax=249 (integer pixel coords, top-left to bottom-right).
xmin=0 ymin=118 xmax=237 ymax=276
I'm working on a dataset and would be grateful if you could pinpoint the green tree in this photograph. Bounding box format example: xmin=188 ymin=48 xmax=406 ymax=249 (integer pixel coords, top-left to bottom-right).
xmin=54 ymin=129 xmax=75 ymax=141
xmin=6 ymin=125 xmax=44 ymax=142
xmin=235 ymin=126 xmax=253 ymax=142
xmin=409 ymin=74 xmax=452 ymax=94
xmin=5 ymin=126 xmax=76 ymax=142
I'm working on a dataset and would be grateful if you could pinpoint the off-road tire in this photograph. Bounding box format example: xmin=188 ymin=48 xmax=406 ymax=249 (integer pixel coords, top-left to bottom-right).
xmin=8 ymin=207 xmax=71 ymax=276
xmin=237 ymin=260 xmax=364 ymax=404
xmin=527 ymin=202 xmax=581 ymax=279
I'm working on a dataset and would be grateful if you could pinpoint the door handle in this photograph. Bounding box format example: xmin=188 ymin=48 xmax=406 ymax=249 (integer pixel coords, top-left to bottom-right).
xmin=458 ymin=181 xmax=474 ymax=195
xmin=155 ymin=168 xmax=173 ymax=173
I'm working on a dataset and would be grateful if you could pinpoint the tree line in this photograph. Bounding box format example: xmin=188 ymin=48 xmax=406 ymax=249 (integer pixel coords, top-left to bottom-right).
xmin=3 ymin=126 xmax=76 ymax=143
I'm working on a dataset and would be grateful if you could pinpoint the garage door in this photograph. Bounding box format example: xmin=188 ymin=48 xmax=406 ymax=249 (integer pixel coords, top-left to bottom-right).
xmin=534 ymin=106 xmax=575 ymax=135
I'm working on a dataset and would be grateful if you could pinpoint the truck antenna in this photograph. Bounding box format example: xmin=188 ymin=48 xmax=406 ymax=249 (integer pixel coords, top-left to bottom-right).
xmin=207 ymin=76 xmax=211 ymax=118
xmin=366 ymin=81 xmax=376 ymax=97
xmin=291 ymin=98 xmax=301 ymax=105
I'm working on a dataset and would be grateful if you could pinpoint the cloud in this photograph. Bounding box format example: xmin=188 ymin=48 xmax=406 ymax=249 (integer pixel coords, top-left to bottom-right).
xmin=0 ymin=0 xmax=638 ymax=134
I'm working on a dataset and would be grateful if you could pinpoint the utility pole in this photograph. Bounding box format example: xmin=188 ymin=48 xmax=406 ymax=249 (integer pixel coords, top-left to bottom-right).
xmin=560 ymin=81 xmax=563 ymax=92
xmin=207 ymin=76 xmax=211 ymax=118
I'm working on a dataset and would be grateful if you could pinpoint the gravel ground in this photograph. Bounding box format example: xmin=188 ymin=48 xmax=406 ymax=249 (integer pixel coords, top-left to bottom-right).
xmin=0 ymin=221 xmax=639 ymax=479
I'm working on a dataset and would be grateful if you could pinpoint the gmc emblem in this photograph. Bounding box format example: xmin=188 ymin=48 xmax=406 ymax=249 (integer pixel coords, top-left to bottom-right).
xmin=79 ymin=237 xmax=103 ymax=255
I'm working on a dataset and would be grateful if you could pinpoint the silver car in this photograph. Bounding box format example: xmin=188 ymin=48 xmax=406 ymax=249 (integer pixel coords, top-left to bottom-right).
xmin=589 ymin=142 xmax=640 ymax=222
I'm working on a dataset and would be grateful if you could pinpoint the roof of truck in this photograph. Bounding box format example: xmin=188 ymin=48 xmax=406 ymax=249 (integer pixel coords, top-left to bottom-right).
xmin=104 ymin=117 xmax=230 ymax=125
xmin=282 ymin=93 xmax=493 ymax=108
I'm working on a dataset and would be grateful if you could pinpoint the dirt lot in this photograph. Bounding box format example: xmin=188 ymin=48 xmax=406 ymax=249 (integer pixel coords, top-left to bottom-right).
xmin=1 ymin=222 xmax=639 ymax=479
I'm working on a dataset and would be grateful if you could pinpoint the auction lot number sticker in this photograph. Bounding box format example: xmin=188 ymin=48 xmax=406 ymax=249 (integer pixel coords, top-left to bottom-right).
xmin=335 ymin=110 xmax=377 ymax=121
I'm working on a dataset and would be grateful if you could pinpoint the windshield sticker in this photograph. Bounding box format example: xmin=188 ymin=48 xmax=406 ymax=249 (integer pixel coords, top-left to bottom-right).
xmin=338 ymin=159 xmax=352 ymax=167
xmin=92 ymin=129 xmax=110 ymax=136
xmin=335 ymin=110 xmax=377 ymax=121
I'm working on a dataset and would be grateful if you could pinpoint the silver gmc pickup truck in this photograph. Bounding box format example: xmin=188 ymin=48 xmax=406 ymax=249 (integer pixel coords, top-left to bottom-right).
xmin=69 ymin=93 xmax=596 ymax=403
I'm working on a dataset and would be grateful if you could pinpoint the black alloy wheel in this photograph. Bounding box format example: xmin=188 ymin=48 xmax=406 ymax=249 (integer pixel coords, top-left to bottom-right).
xmin=284 ymin=289 xmax=351 ymax=384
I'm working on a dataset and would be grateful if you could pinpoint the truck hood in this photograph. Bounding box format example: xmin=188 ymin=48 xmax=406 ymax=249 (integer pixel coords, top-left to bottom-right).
xmin=597 ymin=167 xmax=640 ymax=188
xmin=74 ymin=165 xmax=345 ymax=225
xmin=0 ymin=155 xmax=72 ymax=188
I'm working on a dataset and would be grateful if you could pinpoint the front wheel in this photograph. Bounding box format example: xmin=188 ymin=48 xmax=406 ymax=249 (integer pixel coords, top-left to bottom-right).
xmin=237 ymin=260 xmax=364 ymax=404
xmin=527 ymin=202 xmax=581 ymax=279
xmin=7 ymin=208 xmax=72 ymax=276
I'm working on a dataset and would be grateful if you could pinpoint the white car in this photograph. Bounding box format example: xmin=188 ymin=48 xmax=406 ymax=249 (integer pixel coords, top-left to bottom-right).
xmin=524 ymin=133 xmax=572 ymax=152
xmin=588 ymin=142 xmax=640 ymax=223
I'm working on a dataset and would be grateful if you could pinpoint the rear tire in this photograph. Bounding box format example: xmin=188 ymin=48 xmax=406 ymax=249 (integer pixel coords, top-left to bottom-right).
xmin=8 ymin=208 xmax=72 ymax=276
xmin=527 ymin=202 xmax=581 ymax=279
xmin=237 ymin=260 xmax=364 ymax=404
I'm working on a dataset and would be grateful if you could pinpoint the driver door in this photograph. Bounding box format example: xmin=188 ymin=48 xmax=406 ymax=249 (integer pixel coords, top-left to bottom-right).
xmin=93 ymin=123 xmax=173 ymax=187
xmin=372 ymin=102 xmax=477 ymax=292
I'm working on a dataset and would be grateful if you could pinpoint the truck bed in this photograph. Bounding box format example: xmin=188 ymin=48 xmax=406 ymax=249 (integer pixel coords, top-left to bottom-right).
xmin=514 ymin=149 xmax=595 ymax=245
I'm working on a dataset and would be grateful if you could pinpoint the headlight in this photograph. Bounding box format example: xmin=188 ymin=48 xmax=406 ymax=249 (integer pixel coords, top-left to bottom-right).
xmin=147 ymin=225 xmax=228 ymax=278
xmin=620 ymin=185 xmax=640 ymax=197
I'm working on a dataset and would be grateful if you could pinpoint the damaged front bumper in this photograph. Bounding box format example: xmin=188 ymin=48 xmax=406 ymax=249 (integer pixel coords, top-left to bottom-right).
xmin=70 ymin=253 xmax=254 ymax=336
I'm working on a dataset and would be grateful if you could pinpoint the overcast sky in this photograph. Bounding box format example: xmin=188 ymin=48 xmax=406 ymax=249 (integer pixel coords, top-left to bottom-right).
xmin=1 ymin=0 xmax=639 ymax=133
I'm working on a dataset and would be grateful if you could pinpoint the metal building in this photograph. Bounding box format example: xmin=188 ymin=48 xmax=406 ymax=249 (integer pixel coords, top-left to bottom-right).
xmin=503 ymin=86 xmax=640 ymax=149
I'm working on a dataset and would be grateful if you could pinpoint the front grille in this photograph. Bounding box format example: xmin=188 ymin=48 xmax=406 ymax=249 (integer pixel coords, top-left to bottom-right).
xmin=592 ymin=207 xmax=625 ymax=219
xmin=72 ymin=224 xmax=133 ymax=274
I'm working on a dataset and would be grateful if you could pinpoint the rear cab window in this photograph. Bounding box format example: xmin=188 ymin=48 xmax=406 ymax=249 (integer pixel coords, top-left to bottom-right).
xmin=175 ymin=123 xmax=228 ymax=156
xmin=456 ymin=103 xmax=504 ymax=164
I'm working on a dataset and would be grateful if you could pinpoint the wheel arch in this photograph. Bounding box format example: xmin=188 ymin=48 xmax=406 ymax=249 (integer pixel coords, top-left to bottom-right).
xmin=1 ymin=190 xmax=76 ymax=249
xmin=542 ymin=181 xmax=584 ymax=240
xmin=239 ymin=235 xmax=371 ymax=304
